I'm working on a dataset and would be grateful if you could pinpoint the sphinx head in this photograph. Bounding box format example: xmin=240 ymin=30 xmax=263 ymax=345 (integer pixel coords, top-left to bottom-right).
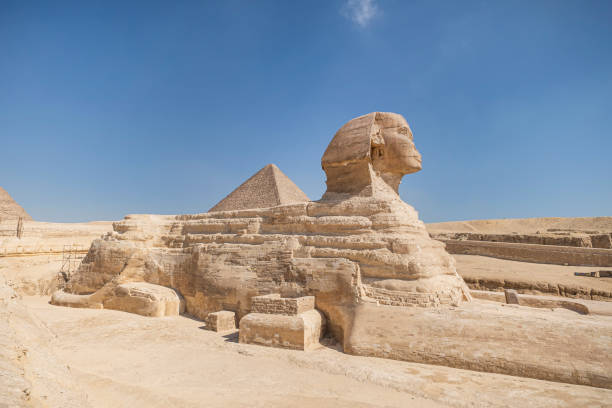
xmin=321 ymin=112 xmax=422 ymax=197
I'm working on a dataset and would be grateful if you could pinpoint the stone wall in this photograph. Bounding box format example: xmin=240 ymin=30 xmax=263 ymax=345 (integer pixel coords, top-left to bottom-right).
xmin=431 ymin=232 xmax=612 ymax=249
xmin=442 ymin=239 xmax=612 ymax=267
xmin=0 ymin=220 xmax=112 ymax=255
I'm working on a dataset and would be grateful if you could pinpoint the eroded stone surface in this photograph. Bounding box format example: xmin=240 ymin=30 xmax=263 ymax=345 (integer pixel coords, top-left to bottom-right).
xmin=52 ymin=282 xmax=185 ymax=317
xmin=239 ymin=309 xmax=325 ymax=351
xmin=206 ymin=310 xmax=236 ymax=332
xmin=346 ymin=301 xmax=612 ymax=389
xmin=103 ymin=282 xmax=185 ymax=317
xmin=504 ymin=289 xmax=519 ymax=304
xmin=251 ymin=294 xmax=315 ymax=316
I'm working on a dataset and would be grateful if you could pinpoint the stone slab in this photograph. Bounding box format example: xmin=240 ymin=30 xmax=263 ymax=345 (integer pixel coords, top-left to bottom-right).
xmin=250 ymin=294 xmax=315 ymax=316
xmin=239 ymin=309 xmax=325 ymax=351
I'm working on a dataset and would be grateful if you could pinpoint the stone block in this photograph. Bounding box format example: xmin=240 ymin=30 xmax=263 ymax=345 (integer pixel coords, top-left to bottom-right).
xmin=206 ymin=310 xmax=236 ymax=332
xmin=504 ymin=289 xmax=519 ymax=305
xmin=250 ymin=294 xmax=315 ymax=316
xmin=239 ymin=309 xmax=325 ymax=350
xmin=102 ymin=282 xmax=185 ymax=317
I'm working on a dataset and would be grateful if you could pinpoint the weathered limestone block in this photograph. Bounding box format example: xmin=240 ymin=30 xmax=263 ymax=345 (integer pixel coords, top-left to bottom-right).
xmin=206 ymin=311 xmax=236 ymax=332
xmin=250 ymin=294 xmax=315 ymax=315
xmin=50 ymin=290 xmax=102 ymax=309
xmin=239 ymin=309 xmax=325 ymax=350
xmin=504 ymin=289 xmax=519 ymax=304
xmin=102 ymin=282 xmax=185 ymax=317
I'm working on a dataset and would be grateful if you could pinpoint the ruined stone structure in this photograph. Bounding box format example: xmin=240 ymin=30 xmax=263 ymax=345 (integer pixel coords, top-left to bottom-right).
xmin=51 ymin=112 xmax=612 ymax=388
xmin=428 ymin=217 xmax=612 ymax=266
xmin=443 ymin=239 xmax=612 ymax=267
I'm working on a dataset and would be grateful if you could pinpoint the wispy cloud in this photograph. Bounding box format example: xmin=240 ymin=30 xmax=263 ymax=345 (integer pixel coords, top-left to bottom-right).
xmin=342 ymin=0 xmax=379 ymax=27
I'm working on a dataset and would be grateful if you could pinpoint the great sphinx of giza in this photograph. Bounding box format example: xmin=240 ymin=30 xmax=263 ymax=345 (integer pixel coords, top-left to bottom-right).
xmin=52 ymin=112 xmax=611 ymax=388
xmin=54 ymin=112 xmax=470 ymax=332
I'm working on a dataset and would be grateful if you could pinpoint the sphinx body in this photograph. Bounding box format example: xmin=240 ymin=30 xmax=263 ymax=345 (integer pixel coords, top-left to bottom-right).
xmin=59 ymin=112 xmax=470 ymax=341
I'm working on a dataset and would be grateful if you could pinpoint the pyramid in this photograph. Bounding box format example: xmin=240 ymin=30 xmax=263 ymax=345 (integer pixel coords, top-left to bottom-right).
xmin=0 ymin=187 xmax=32 ymax=221
xmin=209 ymin=164 xmax=310 ymax=212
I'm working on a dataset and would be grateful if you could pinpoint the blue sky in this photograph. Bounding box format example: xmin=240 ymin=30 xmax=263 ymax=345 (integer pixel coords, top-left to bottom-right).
xmin=1 ymin=0 xmax=610 ymax=223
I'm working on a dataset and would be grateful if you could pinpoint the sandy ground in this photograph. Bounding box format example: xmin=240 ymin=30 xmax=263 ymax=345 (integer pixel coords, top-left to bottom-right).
xmin=22 ymin=296 xmax=612 ymax=408
xmin=455 ymin=255 xmax=612 ymax=298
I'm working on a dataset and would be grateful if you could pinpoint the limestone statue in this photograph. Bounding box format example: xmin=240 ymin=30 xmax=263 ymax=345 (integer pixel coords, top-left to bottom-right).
xmin=54 ymin=112 xmax=471 ymax=336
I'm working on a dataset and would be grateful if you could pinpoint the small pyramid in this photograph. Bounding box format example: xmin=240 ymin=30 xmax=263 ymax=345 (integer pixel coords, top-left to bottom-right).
xmin=209 ymin=164 xmax=310 ymax=212
xmin=0 ymin=187 xmax=32 ymax=221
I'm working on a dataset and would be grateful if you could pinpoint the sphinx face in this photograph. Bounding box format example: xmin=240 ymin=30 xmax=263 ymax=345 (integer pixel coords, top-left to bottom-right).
xmin=372 ymin=115 xmax=422 ymax=176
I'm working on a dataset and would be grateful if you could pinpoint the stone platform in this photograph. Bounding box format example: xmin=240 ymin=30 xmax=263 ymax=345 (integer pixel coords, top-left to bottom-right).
xmin=239 ymin=295 xmax=325 ymax=350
